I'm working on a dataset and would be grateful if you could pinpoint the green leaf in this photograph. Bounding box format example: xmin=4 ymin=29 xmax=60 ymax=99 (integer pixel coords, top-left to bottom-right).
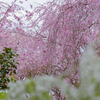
xmin=0 ymin=92 xmax=8 ymax=99
xmin=26 ymin=79 xmax=36 ymax=93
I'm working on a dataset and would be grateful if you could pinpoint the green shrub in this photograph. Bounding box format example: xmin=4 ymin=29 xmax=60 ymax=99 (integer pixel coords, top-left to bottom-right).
xmin=0 ymin=47 xmax=19 ymax=89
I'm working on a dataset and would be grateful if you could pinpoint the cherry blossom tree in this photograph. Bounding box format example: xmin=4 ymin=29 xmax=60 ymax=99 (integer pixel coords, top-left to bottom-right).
xmin=0 ymin=0 xmax=100 ymax=85
xmin=1 ymin=0 xmax=100 ymax=99
xmin=31 ymin=0 xmax=100 ymax=85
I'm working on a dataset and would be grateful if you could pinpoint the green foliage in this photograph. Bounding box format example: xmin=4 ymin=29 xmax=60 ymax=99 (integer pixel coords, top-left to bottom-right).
xmin=0 ymin=47 xmax=19 ymax=89
xmin=26 ymin=78 xmax=51 ymax=100
xmin=7 ymin=76 xmax=69 ymax=100
xmin=0 ymin=91 xmax=8 ymax=100
xmin=26 ymin=79 xmax=36 ymax=93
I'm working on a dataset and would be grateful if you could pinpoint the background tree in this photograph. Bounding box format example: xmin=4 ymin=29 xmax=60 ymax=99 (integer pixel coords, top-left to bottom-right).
xmin=0 ymin=0 xmax=100 ymax=85
xmin=1 ymin=0 xmax=100 ymax=99
xmin=31 ymin=0 xmax=100 ymax=85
